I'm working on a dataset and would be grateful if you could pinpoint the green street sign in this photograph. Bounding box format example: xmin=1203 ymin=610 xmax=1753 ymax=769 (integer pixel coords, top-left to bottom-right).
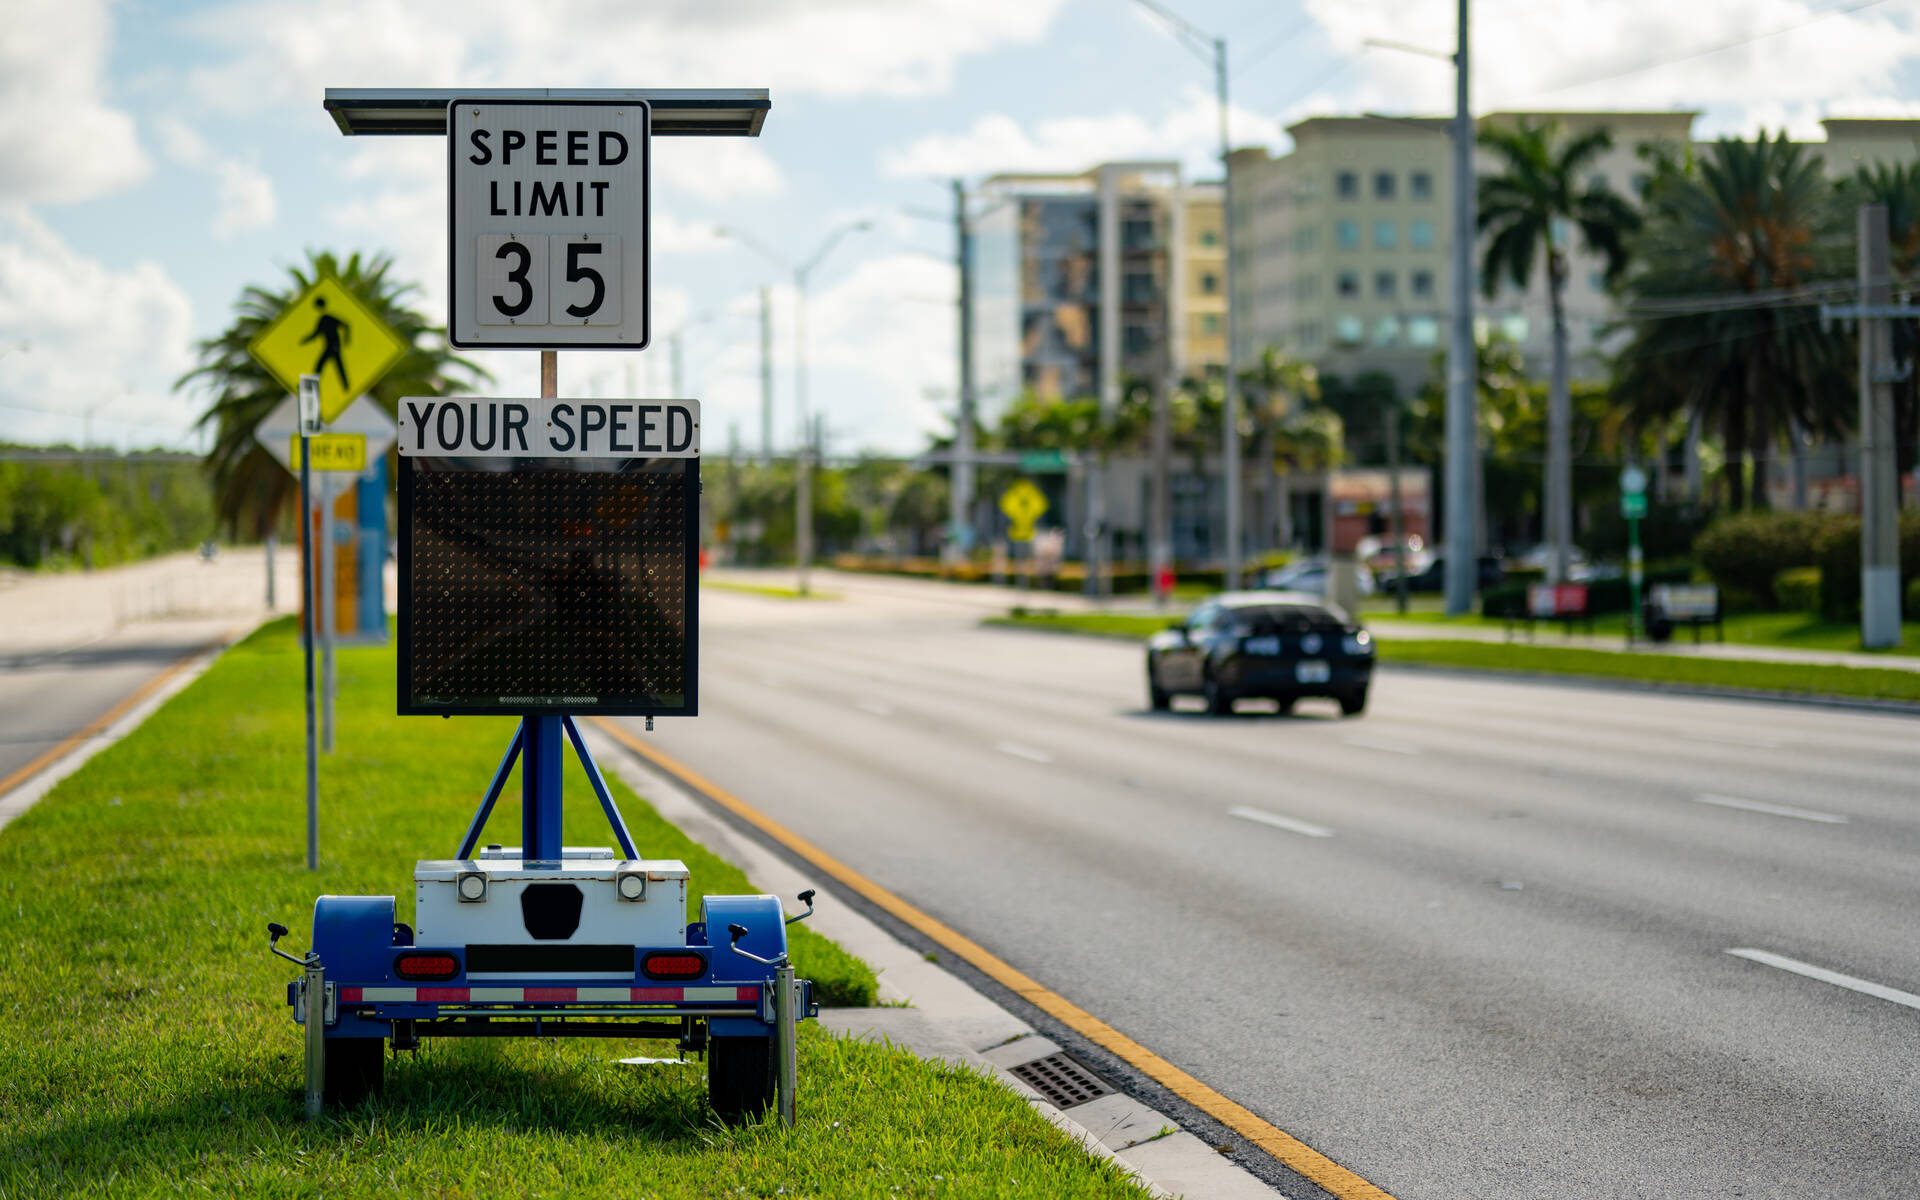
xmin=1621 ymin=492 xmax=1648 ymax=519
xmin=1018 ymin=449 xmax=1067 ymax=472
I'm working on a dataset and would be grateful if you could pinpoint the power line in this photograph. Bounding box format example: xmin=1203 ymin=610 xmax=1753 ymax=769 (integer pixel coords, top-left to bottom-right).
xmin=1238 ymin=14 xmax=1318 ymax=71
xmin=1527 ymin=0 xmax=1895 ymax=97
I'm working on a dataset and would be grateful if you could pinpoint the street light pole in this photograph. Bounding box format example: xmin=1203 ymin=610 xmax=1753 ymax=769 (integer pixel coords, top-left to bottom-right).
xmin=1216 ymin=36 xmax=1242 ymax=591
xmin=1444 ymin=0 xmax=1478 ymax=616
xmin=951 ymin=178 xmax=977 ymax=567
xmin=716 ymin=220 xmax=871 ymax=595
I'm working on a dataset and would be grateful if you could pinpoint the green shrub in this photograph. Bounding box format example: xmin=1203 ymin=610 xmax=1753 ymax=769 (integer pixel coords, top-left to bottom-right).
xmin=1812 ymin=513 xmax=1920 ymax=621
xmin=1909 ymin=576 xmax=1920 ymax=618
xmin=1773 ymin=566 xmax=1822 ymax=612
xmin=1694 ymin=511 xmax=1842 ymax=608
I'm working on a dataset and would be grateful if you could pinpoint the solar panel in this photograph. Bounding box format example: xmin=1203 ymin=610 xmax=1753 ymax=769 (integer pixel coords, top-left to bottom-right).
xmin=398 ymin=455 xmax=696 ymax=716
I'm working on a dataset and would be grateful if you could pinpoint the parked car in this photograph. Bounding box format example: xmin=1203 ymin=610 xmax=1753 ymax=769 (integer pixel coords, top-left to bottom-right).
xmin=1145 ymin=591 xmax=1374 ymax=716
xmin=1378 ymin=554 xmax=1505 ymax=593
xmin=1261 ymin=559 xmax=1377 ymax=597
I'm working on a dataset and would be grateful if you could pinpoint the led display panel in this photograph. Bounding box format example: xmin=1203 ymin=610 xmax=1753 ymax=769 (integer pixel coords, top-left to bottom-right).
xmin=399 ymin=456 xmax=696 ymax=716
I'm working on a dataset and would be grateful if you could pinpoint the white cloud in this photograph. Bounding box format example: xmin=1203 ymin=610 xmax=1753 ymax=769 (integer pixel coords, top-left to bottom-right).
xmin=881 ymin=88 xmax=1286 ymax=181
xmin=655 ymin=138 xmax=786 ymax=202
xmin=154 ymin=116 xmax=277 ymax=239
xmin=0 ymin=0 xmax=148 ymax=204
xmin=1289 ymin=0 xmax=1920 ymax=137
xmin=0 ymin=207 xmax=196 ymax=446
xmin=182 ymin=0 xmax=1068 ymax=115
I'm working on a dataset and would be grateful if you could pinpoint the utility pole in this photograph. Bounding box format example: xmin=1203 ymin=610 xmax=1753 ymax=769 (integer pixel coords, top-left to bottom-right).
xmin=670 ymin=330 xmax=684 ymax=397
xmin=951 ymin=177 xmax=978 ymax=566
xmin=1217 ymin=36 xmax=1242 ymax=591
xmin=759 ymin=286 xmax=774 ymax=463
xmin=1859 ymin=203 xmax=1902 ymax=648
xmin=1443 ymin=0 xmax=1478 ymax=616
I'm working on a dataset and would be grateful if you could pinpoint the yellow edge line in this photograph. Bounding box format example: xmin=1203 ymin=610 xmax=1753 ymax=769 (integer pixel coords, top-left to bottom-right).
xmin=591 ymin=716 xmax=1399 ymax=1200
xmin=0 ymin=634 xmax=226 ymax=801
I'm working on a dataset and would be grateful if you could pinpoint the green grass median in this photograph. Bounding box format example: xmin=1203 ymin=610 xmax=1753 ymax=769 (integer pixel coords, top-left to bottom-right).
xmin=0 ymin=620 xmax=1149 ymax=1199
xmin=702 ymin=579 xmax=841 ymax=601
xmin=985 ymin=611 xmax=1920 ymax=705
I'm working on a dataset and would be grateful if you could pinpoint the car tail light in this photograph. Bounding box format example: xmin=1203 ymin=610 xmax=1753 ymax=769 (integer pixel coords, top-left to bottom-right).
xmin=393 ymin=952 xmax=461 ymax=981
xmin=640 ymin=951 xmax=707 ymax=980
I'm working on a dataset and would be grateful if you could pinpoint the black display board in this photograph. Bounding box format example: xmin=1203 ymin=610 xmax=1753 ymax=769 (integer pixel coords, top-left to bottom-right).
xmin=398 ymin=456 xmax=696 ymax=716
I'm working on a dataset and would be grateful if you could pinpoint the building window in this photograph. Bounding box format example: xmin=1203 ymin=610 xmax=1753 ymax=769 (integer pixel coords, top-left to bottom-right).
xmin=1200 ymin=313 xmax=1223 ymax=335
xmin=1588 ymin=269 xmax=1608 ymax=291
xmin=1373 ymin=220 xmax=1398 ymax=249
xmin=1374 ymin=270 xmax=1396 ymax=298
xmin=1409 ymin=317 xmax=1439 ymax=347
xmin=1631 ymin=172 xmax=1651 ymax=196
xmin=1337 ymin=270 xmax=1360 ymax=298
xmin=1374 ymin=170 xmax=1396 ymax=200
xmin=1124 ymin=324 xmax=1154 ymax=354
xmin=1337 ymin=170 xmax=1359 ymax=199
xmin=1200 ymin=271 xmax=1219 ymax=294
xmin=1587 ymin=172 xmax=1609 ymax=194
xmin=1123 ymin=218 xmax=1156 ymax=250
xmin=1199 ymin=229 xmax=1220 ymax=247
xmin=1500 ymin=314 xmax=1529 ymax=342
xmin=1411 ymin=170 xmax=1434 ymax=200
xmin=1336 ymin=220 xmax=1360 ymax=249
xmin=1373 ymin=316 xmax=1401 ymax=346
xmin=1333 ymin=315 xmax=1364 ymax=346
xmin=1411 ymin=269 xmax=1435 ymax=298
xmin=1409 ymin=219 xmax=1435 ymax=250
xmin=1125 ymin=273 xmax=1155 ymax=303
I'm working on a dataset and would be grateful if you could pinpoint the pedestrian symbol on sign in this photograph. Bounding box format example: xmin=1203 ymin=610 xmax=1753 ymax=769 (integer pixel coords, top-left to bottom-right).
xmin=302 ymin=298 xmax=352 ymax=391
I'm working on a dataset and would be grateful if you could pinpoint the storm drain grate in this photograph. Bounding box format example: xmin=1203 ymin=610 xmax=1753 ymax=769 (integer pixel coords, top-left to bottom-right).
xmin=1007 ymin=1052 xmax=1114 ymax=1109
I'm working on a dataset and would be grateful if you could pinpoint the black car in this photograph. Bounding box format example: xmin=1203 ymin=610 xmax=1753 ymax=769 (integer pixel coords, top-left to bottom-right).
xmin=1380 ymin=554 xmax=1505 ymax=593
xmin=1145 ymin=591 xmax=1374 ymax=716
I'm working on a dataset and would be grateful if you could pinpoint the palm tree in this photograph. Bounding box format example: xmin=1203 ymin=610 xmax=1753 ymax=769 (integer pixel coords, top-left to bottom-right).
xmin=1238 ymin=346 xmax=1319 ymax=552
xmin=176 ymin=251 xmax=488 ymax=537
xmin=1615 ymin=134 xmax=1853 ymax=510
xmin=1478 ymin=118 xmax=1640 ymax=581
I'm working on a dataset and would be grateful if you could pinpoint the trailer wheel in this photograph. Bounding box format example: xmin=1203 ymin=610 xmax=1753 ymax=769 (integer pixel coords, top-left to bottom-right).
xmin=708 ymin=1035 xmax=774 ymax=1124
xmin=323 ymin=1037 xmax=384 ymax=1107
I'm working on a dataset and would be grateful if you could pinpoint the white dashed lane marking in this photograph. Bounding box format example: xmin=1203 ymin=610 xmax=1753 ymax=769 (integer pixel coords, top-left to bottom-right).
xmin=1228 ymin=805 xmax=1335 ymax=839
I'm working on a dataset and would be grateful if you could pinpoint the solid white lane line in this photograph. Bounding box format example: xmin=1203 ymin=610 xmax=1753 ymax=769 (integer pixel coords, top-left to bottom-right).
xmin=995 ymin=741 xmax=1053 ymax=764
xmin=1341 ymin=735 xmax=1421 ymax=756
xmin=1692 ymin=793 xmax=1848 ymax=825
xmin=1726 ymin=949 xmax=1920 ymax=1012
xmin=854 ymin=700 xmax=894 ymax=717
xmin=1228 ymin=805 xmax=1334 ymax=839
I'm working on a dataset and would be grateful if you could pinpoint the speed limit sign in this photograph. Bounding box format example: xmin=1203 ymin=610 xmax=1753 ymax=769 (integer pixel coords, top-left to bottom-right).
xmin=448 ymin=99 xmax=649 ymax=349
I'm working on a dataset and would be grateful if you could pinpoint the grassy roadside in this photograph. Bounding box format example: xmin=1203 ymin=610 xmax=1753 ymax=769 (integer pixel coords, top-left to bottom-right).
xmin=984 ymin=611 xmax=1920 ymax=705
xmin=0 ymin=620 xmax=1149 ymax=1199
xmin=702 ymin=579 xmax=841 ymax=601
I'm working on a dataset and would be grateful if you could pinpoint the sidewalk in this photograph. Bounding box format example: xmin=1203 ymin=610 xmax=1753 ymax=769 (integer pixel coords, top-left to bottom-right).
xmin=0 ymin=546 xmax=298 ymax=661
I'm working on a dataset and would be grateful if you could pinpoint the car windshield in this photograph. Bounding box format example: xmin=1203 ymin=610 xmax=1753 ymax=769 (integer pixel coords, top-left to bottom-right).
xmin=1229 ymin=603 xmax=1348 ymax=633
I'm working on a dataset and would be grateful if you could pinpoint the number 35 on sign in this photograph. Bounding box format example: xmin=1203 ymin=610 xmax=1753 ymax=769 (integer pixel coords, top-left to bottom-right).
xmin=448 ymin=99 xmax=650 ymax=350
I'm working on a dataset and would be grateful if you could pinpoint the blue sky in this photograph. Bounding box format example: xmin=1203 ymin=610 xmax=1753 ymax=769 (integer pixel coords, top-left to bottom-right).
xmin=6 ymin=0 xmax=1920 ymax=455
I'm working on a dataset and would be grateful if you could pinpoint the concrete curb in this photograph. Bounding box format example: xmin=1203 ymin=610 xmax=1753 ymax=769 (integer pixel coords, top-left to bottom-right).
xmin=0 ymin=619 xmax=262 ymax=837
xmin=583 ymin=724 xmax=1288 ymax=1200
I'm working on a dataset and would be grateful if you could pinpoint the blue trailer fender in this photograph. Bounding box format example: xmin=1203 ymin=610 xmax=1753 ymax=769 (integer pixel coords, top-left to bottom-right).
xmin=700 ymin=894 xmax=787 ymax=1038
xmin=311 ymin=895 xmax=397 ymax=1039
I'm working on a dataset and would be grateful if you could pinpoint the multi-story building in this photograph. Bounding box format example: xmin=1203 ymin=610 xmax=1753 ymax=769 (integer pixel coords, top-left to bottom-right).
xmin=1229 ymin=112 xmax=1920 ymax=396
xmin=969 ymin=164 xmax=1226 ymax=413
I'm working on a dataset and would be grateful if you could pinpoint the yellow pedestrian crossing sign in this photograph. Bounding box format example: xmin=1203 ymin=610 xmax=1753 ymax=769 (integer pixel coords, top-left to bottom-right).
xmin=1000 ymin=479 xmax=1048 ymax=543
xmin=248 ymin=276 xmax=408 ymax=422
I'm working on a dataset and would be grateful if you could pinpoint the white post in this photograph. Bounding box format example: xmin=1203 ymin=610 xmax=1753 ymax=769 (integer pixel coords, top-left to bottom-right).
xmin=1218 ymin=38 xmax=1242 ymax=591
xmin=319 ymin=478 xmax=336 ymax=754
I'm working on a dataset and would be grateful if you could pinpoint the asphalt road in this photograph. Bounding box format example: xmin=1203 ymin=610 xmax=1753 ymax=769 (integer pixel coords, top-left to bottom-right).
xmin=625 ymin=573 xmax=1920 ymax=1199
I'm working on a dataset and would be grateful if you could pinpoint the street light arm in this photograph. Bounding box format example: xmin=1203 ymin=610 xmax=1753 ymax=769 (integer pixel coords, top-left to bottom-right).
xmin=798 ymin=220 xmax=873 ymax=284
xmin=714 ymin=224 xmax=791 ymax=274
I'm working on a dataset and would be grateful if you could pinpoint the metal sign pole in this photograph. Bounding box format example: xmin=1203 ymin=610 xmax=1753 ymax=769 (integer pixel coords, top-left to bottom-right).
xmin=298 ymin=375 xmax=319 ymax=872
xmin=320 ymin=479 xmax=336 ymax=753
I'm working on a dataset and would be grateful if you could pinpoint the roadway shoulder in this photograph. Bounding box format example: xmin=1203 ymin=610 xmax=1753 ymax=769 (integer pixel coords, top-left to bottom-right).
xmin=585 ymin=723 xmax=1290 ymax=1200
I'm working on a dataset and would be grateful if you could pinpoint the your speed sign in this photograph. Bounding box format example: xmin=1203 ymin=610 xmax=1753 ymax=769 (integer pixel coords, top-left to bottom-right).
xmin=448 ymin=99 xmax=650 ymax=349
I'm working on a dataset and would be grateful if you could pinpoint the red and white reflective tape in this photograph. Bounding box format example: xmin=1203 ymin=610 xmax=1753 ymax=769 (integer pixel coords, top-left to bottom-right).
xmin=339 ymin=985 xmax=758 ymax=1004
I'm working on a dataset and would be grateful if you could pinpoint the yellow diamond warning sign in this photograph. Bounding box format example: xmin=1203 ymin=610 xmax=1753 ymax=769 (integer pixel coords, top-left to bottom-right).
xmin=1000 ymin=478 xmax=1048 ymax=543
xmin=248 ymin=276 xmax=408 ymax=422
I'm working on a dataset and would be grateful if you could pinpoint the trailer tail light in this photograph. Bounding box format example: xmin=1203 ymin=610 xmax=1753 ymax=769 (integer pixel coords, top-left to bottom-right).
xmin=640 ymin=951 xmax=707 ymax=980
xmin=393 ymin=952 xmax=461 ymax=981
